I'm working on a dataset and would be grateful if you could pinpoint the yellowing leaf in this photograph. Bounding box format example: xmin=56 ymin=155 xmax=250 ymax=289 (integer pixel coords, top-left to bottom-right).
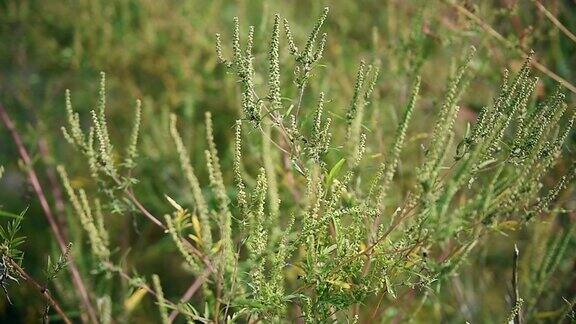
xmin=534 ymin=310 xmax=562 ymax=319
xmin=124 ymin=287 xmax=148 ymax=313
xmin=188 ymin=234 xmax=202 ymax=246
xmin=211 ymin=239 xmax=223 ymax=253
xmin=359 ymin=242 xmax=367 ymax=254
xmin=164 ymin=194 xmax=183 ymax=211
xmin=327 ymin=279 xmax=351 ymax=289
xmin=192 ymin=214 xmax=202 ymax=238
xmin=498 ymin=220 xmax=519 ymax=231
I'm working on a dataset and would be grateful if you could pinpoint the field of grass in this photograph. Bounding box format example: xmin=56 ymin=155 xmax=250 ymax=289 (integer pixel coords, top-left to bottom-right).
xmin=0 ymin=0 xmax=575 ymax=323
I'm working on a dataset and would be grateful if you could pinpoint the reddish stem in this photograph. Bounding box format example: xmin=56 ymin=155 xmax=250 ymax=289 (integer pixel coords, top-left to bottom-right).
xmin=8 ymin=258 xmax=73 ymax=324
xmin=0 ymin=103 xmax=99 ymax=324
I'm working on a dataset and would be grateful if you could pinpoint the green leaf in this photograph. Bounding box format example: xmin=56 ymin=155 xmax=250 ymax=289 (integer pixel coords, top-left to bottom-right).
xmin=322 ymin=244 xmax=337 ymax=255
xmin=385 ymin=275 xmax=396 ymax=299
xmin=326 ymin=158 xmax=346 ymax=187
xmin=0 ymin=209 xmax=24 ymax=219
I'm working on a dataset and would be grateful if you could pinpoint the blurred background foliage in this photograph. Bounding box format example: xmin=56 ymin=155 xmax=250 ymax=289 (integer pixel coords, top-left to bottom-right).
xmin=0 ymin=0 xmax=575 ymax=322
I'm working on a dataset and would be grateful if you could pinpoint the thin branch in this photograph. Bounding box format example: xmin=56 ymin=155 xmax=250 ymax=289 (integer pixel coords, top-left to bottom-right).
xmin=38 ymin=139 xmax=69 ymax=238
xmin=532 ymin=0 xmax=576 ymax=45
xmin=294 ymin=85 xmax=306 ymax=121
xmin=7 ymin=258 xmax=72 ymax=324
xmin=168 ymin=268 xmax=211 ymax=322
xmin=0 ymin=103 xmax=99 ymax=324
xmin=124 ymin=188 xmax=165 ymax=228
xmin=103 ymin=261 xmax=196 ymax=320
xmin=512 ymin=243 xmax=522 ymax=324
xmin=291 ymin=194 xmax=417 ymax=295
xmin=116 ymin=183 xmax=215 ymax=273
xmin=446 ymin=0 xmax=576 ymax=94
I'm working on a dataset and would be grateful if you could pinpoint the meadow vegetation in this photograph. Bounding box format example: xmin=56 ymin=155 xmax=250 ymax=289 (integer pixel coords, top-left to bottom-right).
xmin=0 ymin=0 xmax=575 ymax=322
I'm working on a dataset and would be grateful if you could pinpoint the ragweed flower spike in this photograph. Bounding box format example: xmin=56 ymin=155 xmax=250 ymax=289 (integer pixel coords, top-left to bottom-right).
xmin=232 ymin=17 xmax=242 ymax=65
xmin=57 ymin=166 xmax=110 ymax=262
xmin=302 ymin=7 xmax=330 ymax=62
xmin=364 ymin=64 xmax=380 ymax=101
xmin=312 ymin=92 xmax=326 ymax=141
xmin=313 ymin=33 xmax=328 ymax=62
xmin=346 ymin=60 xmax=366 ymax=141
xmin=62 ymin=89 xmax=86 ymax=148
xmin=94 ymin=72 xmax=116 ymax=176
xmin=205 ymin=112 xmax=228 ymax=210
xmin=418 ymin=46 xmax=476 ymax=189
xmin=282 ymin=7 xmax=330 ymax=91
xmin=245 ymin=168 xmax=270 ymax=299
xmin=151 ymin=274 xmax=170 ymax=324
xmin=283 ymin=18 xmax=299 ymax=56
xmin=215 ymin=33 xmax=227 ymax=66
xmin=204 ymin=112 xmax=235 ymax=271
xmin=246 ymin=25 xmax=255 ymax=58
xmin=370 ymin=76 xmax=421 ymax=208
xmin=124 ymin=99 xmax=142 ymax=170
xmin=262 ymin=121 xmax=280 ymax=220
xmin=216 ymin=17 xmax=259 ymax=123
xmin=243 ymin=26 xmax=259 ymax=124
xmin=268 ymin=14 xmax=282 ymax=112
xmin=233 ymin=120 xmax=249 ymax=215
xmin=169 ymin=114 xmax=212 ymax=250
xmin=308 ymin=92 xmax=332 ymax=163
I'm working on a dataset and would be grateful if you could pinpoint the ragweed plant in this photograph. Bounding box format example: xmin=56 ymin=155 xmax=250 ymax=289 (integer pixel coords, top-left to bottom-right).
xmin=214 ymin=7 xmax=574 ymax=322
xmin=60 ymin=73 xmax=145 ymax=217
xmin=49 ymin=6 xmax=575 ymax=323
xmin=0 ymin=207 xmax=73 ymax=322
xmin=0 ymin=212 xmax=25 ymax=304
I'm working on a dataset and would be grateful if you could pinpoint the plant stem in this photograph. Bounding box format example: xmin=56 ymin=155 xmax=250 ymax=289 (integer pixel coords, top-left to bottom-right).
xmin=445 ymin=0 xmax=576 ymax=94
xmin=0 ymin=103 xmax=99 ymax=324
xmin=7 ymin=258 xmax=73 ymax=324
xmin=532 ymin=0 xmax=576 ymax=45
xmin=168 ymin=268 xmax=211 ymax=322
xmin=103 ymin=261 xmax=198 ymax=321
xmin=114 ymin=182 xmax=215 ymax=273
xmin=513 ymin=244 xmax=522 ymax=324
xmin=38 ymin=138 xmax=69 ymax=239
